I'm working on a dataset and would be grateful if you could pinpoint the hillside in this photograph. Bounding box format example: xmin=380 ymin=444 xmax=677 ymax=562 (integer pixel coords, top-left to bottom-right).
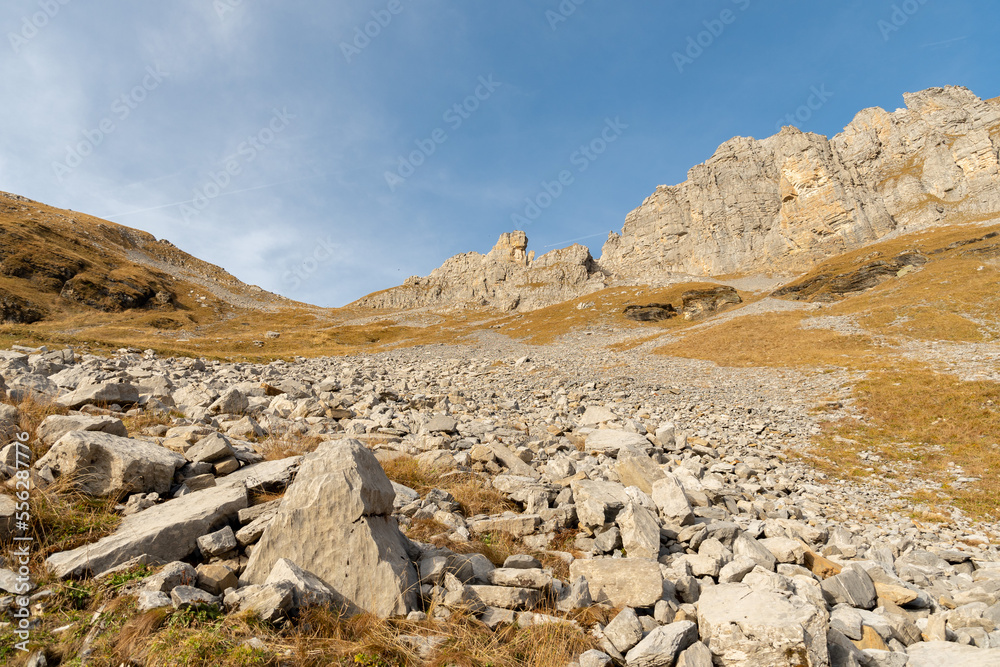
xmin=0 ymin=190 xmax=298 ymax=322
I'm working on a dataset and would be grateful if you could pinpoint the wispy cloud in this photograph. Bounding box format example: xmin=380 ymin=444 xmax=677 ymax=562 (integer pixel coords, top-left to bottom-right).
xmin=921 ymin=36 xmax=968 ymax=49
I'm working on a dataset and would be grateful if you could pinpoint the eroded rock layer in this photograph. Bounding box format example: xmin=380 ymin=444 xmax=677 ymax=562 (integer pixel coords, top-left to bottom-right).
xmin=601 ymin=86 xmax=1000 ymax=281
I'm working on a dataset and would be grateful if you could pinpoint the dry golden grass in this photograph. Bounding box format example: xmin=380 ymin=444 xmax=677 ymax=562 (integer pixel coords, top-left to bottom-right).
xmin=656 ymin=224 xmax=1000 ymax=368
xmin=806 ymin=367 xmax=1000 ymax=519
xmin=382 ymin=457 xmax=514 ymax=517
xmin=121 ymin=410 xmax=180 ymax=434
xmin=772 ymin=222 xmax=1000 ymax=342
xmin=2 ymin=393 xmax=70 ymax=458
xmin=12 ymin=589 xmax=598 ymax=667
xmin=655 ymin=311 xmax=878 ymax=368
xmin=28 ymin=476 xmax=124 ymax=563
xmin=257 ymin=430 xmax=325 ymax=460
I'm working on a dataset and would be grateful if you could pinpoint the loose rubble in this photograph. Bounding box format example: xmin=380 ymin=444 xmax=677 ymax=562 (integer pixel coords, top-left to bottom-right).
xmin=3 ymin=340 xmax=1000 ymax=666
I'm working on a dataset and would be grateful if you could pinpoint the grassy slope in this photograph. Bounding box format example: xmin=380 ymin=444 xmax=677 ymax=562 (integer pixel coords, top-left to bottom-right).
xmin=654 ymin=219 xmax=1000 ymax=519
xmin=0 ymin=190 xmax=739 ymax=360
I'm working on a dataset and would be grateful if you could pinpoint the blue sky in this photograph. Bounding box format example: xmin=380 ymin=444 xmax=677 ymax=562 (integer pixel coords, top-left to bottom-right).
xmin=0 ymin=1 xmax=995 ymax=307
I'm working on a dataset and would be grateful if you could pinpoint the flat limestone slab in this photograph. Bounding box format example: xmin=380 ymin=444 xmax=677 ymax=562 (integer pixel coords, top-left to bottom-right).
xmin=569 ymin=558 xmax=662 ymax=608
xmin=46 ymin=484 xmax=247 ymax=578
xmin=585 ymin=430 xmax=651 ymax=455
xmin=697 ymin=583 xmax=829 ymax=667
xmin=907 ymin=641 xmax=1000 ymax=667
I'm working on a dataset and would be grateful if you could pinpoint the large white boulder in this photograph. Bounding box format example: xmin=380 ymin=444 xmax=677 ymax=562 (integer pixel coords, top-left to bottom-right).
xmin=36 ymin=431 xmax=184 ymax=497
xmin=569 ymin=558 xmax=663 ymax=608
xmin=697 ymin=583 xmax=829 ymax=666
xmin=242 ymin=439 xmax=419 ymax=618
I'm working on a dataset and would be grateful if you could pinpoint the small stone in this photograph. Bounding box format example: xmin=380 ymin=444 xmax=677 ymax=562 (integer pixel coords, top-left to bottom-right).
xmin=144 ymin=562 xmax=198 ymax=593
xmin=170 ymin=585 xmax=219 ymax=609
xmin=579 ymin=649 xmax=613 ymax=667
xmin=623 ymin=621 xmax=698 ymax=667
xmin=137 ymin=590 xmax=172 ymax=612
xmin=196 ymin=563 xmax=238 ymax=595
xmin=604 ymin=607 xmax=644 ymax=654
xmin=487 ymin=568 xmax=553 ymax=590
xmin=197 ymin=526 xmax=237 ymax=558
xmin=557 ymin=576 xmax=593 ymax=612
xmin=503 ymin=554 xmax=542 ymax=570
xmin=651 ymin=475 xmax=694 ymax=526
xmin=467 ymin=585 xmax=540 ymax=610
xmin=213 ymin=456 xmax=241 ymax=476
xmin=480 ymin=606 xmax=516 ymax=630
xmin=264 ymin=558 xmax=337 ymax=610
xmin=822 ymin=566 xmax=878 ymax=610
xmin=186 ymin=433 xmax=235 ymax=464
xmin=676 ymin=641 xmax=713 ymax=667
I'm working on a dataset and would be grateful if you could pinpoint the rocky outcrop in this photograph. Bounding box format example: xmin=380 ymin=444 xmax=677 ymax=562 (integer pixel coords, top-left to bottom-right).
xmin=601 ymin=86 xmax=1000 ymax=281
xmin=623 ymin=304 xmax=677 ymax=322
xmin=0 ymin=288 xmax=45 ymax=324
xmin=353 ymin=231 xmax=608 ymax=312
xmin=358 ymin=87 xmax=1000 ymax=314
xmin=680 ymin=286 xmax=742 ymax=320
xmin=773 ymin=251 xmax=928 ymax=301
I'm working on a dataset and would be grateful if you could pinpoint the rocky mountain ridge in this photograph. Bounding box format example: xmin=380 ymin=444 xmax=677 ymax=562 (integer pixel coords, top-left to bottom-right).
xmin=353 ymin=230 xmax=609 ymax=312
xmin=357 ymin=86 xmax=1000 ymax=313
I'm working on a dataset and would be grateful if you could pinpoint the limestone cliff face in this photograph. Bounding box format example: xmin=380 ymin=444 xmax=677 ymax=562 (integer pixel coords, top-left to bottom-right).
xmin=357 ymin=86 xmax=1000 ymax=312
xmin=600 ymin=86 xmax=1000 ymax=280
xmin=353 ymin=231 xmax=607 ymax=312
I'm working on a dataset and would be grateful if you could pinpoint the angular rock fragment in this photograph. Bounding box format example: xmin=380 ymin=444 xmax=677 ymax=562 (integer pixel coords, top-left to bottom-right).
xmin=57 ymin=381 xmax=139 ymax=409
xmin=604 ymin=607 xmax=644 ymax=654
xmin=36 ymin=431 xmax=184 ymax=497
xmin=698 ymin=583 xmax=829 ymax=667
xmin=47 ymin=484 xmax=248 ymax=578
xmin=821 ymin=565 xmax=878 ymax=610
xmin=651 ymin=475 xmax=695 ymax=526
xmin=569 ymin=558 xmax=662 ymax=608
xmin=264 ymin=558 xmax=337 ymax=610
xmin=624 ymin=621 xmax=698 ymax=667
xmin=585 ymin=430 xmax=652 ymax=455
xmin=243 ymin=439 xmax=418 ymax=617
xmin=36 ymin=414 xmax=127 ymax=446
xmin=197 ymin=525 xmax=237 ymax=557
xmin=617 ymin=500 xmax=662 ymax=560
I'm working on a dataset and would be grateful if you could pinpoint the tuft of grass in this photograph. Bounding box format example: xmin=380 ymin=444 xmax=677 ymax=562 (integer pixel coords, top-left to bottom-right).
xmin=121 ymin=410 xmax=180 ymax=434
xmin=382 ymin=457 xmax=514 ymax=517
xmin=257 ymin=430 xmax=324 ymax=461
xmin=29 ymin=476 xmax=124 ymax=563
xmin=4 ymin=393 xmax=70 ymax=458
